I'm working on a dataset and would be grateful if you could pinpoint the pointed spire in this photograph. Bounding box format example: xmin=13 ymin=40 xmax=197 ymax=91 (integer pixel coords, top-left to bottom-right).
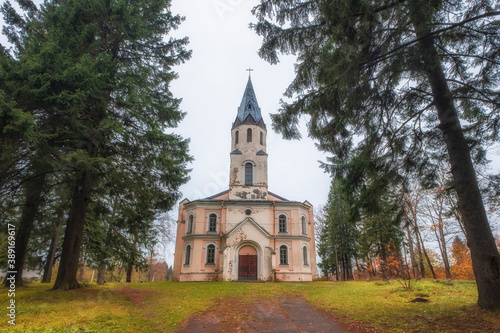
xmin=236 ymin=77 xmax=262 ymax=123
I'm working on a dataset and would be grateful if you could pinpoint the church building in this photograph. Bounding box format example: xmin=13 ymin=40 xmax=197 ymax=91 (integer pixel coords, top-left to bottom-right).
xmin=172 ymin=77 xmax=317 ymax=282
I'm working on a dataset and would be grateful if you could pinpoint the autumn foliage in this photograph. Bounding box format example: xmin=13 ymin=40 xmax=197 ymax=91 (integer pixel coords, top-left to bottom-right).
xmin=450 ymin=237 xmax=474 ymax=280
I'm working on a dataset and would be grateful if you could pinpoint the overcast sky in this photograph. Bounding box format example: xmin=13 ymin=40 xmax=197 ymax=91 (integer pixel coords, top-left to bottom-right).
xmin=0 ymin=1 xmax=332 ymax=264
xmin=163 ymin=1 xmax=332 ymax=262
xmin=169 ymin=0 xmax=331 ymax=207
xmin=2 ymin=1 xmax=498 ymax=264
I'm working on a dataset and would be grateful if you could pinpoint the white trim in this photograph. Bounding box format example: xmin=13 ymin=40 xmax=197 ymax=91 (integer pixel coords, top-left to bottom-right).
xmin=302 ymin=243 xmax=310 ymax=266
xmin=242 ymin=160 xmax=256 ymax=166
xmin=277 ymin=242 xmax=291 ymax=265
xmin=243 ymin=161 xmax=254 ymax=186
xmin=186 ymin=213 xmax=195 ymax=234
xmin=226 ymin=217 xmax=271 ymax=238
xmin=233 ymin=241 xmax=263 ymax=281
xmin=184 ymin=242 xmax=193 ymax=266
xmin=276 ymin=212 xmax=289 ymax=234
xmin=300 ymin=214 xmax=308 ymax=235
xmin=205 ymin=211 xmax=220 ymax=233
xmin=204 ymin=241 xmax=219 ymax=266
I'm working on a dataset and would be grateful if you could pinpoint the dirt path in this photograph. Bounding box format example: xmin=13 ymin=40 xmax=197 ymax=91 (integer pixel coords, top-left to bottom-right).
xmin=177 ymin=296 xmax=353 ymax=333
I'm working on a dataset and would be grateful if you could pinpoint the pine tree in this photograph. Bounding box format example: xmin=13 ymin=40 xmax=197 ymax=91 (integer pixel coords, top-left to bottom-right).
xmin=253 ymin=0 xmax=500 ymax=309
xmin=1 ymin=0 xmax=192 ymax=290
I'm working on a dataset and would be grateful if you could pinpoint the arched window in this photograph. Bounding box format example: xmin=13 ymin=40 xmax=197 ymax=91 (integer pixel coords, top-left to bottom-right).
xmin=235 ymin=130 xmax=239 ymax=145
xmin=260 ymin=132 xmax=263 ymax=145
xmin=278 ymin=215 xmax=287 ymax=233
xmin=301 ymin=216 xmax=307 ymax=235
xmin=208 ymin=213 xmax=217 ymax=232
xmin=280 ymin=245 xmax=288 ymax=265
xmin=245 ymin=162 xmax=253 ymax=185
xmin=185 ymin=244 xmax=191 ymax=265
xmin=187 ymin=214 xmax=193 ymax=234
xmin=247 ymin=128 xmax=252 ymax=142
xmin=206 ymin=244 xmax=216 ymax=265
xmin=303 ymin=246 xmax=309 ymax=266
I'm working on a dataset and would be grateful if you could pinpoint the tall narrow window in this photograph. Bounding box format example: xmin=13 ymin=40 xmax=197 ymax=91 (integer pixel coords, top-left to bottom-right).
xmin=247 ymin=128 xmax=252 ymax=142
xmin=187 ymin=215 xmax=193 ymax=234
xmin=260 ymin=132 xmax=263 ymax=145
xmin=245 ymin=163 xmax=253 ymax=185
xmin=279 ymin=215 xmax=287 ymax=233
xmin=303 ymin=246 xmax=309 ymax=265
xmin=280 ymin=245 xmax=288 ymax=265
xmin=206 ymin=244 xmax=215 ymax=265
xmin=301 ymin=216 xmax=307 ymax=235
xmin=209 ymin=214 xmax=217 ymax=232
xmin=235 ymin=130 xmax=239 ymax=145
xmin=185 ymin=245 xmax=191 ymax=265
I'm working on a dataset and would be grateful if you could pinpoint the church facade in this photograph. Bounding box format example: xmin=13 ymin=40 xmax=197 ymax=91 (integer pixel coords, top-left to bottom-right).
xmin=172 ymin=77 xmax=317 ymax=282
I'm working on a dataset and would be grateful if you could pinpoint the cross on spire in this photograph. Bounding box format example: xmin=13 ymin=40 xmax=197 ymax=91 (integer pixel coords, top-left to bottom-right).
xmin=246 ymin=67 xmax=254 ymax=78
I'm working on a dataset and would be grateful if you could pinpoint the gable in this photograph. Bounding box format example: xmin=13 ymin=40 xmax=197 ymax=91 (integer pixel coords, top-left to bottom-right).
xmin=267 ymin=191 xmax=289 ymax=201
xmin=205 ymin=190 xmax=229 ymax=200
xmin=226 ymin=217 xmax=271 ymax=238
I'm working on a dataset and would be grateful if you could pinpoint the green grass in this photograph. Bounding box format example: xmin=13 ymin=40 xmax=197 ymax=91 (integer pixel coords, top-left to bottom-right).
xmin=303 ymin=280 xmax=495 ymax=332
xmin=0 ymin=280 xmax=498 ymax=332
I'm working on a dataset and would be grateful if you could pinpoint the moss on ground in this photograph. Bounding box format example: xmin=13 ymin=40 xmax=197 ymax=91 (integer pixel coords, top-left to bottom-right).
xmin=0 ymin=280 xmax=498 ymax=332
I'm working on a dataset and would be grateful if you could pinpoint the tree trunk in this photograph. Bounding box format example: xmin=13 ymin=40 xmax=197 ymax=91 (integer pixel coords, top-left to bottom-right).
xmin=334 ymin=246 xmax=339 ymax=281
xmin=406 ymin=224 xmax=418 ymax=278
xmin=380 ymin=245 xmax=389 ymax=281
xmin=97 ymin=261 xmax=106 ymax=285
xmin=126 ymin=265 xmax=133 ymax=283
xmin=78 ymin=250 xmax=88 ymax=282
xmin=42 ymin=217 xmax=63 ymax=283
xmin=413 ymin=222 xmax=426 ymax=278
xmin=437 ymin=219 xmax=452 ymax=279
xmin=5 ymin=173 xmax=46 ymax=287
xmin=52 ymin=168 xmax=94 ymax=290
xmin=413 ymin=20 xmax=500 ymax=308
xmin=415 ymin=223 xmax=437 ymax=279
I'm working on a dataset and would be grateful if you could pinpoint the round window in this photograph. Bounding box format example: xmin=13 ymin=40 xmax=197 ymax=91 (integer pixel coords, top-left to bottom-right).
xmin=245 ymin=209 xmax=251 ymax=216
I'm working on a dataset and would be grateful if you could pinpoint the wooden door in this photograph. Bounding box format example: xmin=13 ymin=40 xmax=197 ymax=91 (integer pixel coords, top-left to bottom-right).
xmin=238 ymin=254 xmax=257 ymax=280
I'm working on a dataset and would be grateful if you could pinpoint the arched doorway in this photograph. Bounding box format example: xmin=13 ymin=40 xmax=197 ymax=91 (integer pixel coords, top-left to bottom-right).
xmin=238 ymin=245 xmax=258 ymax=280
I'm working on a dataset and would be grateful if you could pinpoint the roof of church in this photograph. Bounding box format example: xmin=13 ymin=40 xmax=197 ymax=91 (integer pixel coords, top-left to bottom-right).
xmin=232 ymin=77 xmax=266 ymax=130
xmin=203 ymin=190 xmax=290 ymax=202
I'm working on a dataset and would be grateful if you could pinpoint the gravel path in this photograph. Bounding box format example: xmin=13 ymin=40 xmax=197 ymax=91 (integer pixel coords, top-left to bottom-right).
xmin=177 ymin=296 xmax=351 ymax=333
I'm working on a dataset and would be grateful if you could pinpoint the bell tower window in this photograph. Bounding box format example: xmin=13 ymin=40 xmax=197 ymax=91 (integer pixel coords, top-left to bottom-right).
xmin=235 ymin=130 xmax=239 ymax=145
xmin=247 ymin=128 xmax=252 ymax=142
xmin=245 ymin=162 xmax=253 ymax=185
xmin=260 ymin=132 xmax=263 ymax=145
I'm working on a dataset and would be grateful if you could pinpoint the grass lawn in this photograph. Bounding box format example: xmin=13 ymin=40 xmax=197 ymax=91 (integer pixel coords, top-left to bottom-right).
xmin=0 ymin=279 xmax=498 ymax=332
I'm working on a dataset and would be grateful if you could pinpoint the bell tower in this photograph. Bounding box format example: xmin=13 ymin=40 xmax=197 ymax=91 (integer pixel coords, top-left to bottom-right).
xmin=228 ymin=76 xmax=269 ymax=200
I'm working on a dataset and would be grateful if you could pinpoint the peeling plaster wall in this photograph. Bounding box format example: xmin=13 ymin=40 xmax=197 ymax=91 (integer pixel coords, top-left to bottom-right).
xmin=173 ymin=113 xmax=318 ymax=282
xmin=229 ymin=124 xmax=268 ymax=200
xmin=173 ymin=200 xmax=318 ymax=282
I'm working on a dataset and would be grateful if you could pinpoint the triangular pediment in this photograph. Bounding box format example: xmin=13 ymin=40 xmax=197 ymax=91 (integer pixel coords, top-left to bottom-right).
xmin=226 ymin=217 xmax=271 ymax=238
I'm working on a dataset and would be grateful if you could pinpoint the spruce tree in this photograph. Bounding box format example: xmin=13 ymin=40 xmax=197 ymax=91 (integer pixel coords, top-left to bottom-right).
xmin=1 ymin=0 xmax=191 ymax=290
xmin=253 ymin=0 xmax=500 ymax=309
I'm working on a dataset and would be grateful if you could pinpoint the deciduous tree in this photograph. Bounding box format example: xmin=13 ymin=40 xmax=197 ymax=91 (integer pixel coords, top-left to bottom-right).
xmin=253 ymin=0 xmax=500 ymax=309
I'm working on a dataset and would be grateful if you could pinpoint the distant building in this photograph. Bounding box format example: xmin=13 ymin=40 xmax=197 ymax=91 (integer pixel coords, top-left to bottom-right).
xmin=172 ymin=77 xmax=317 ymax=281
